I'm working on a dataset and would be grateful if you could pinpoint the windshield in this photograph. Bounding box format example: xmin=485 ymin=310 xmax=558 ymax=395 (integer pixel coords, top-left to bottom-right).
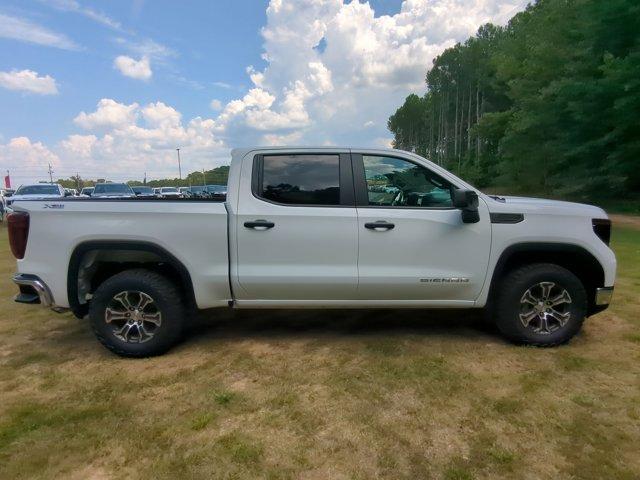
xmin=190 ymin=186 xmax=205 ymax=193
xmin=205 ymin=185 xmax=226 ymax=193
xmin=16 ymin=185 xmax=60 ymax=195
xmin=133 ymin=187 xmax=153 ymax=194
xmin=161 ymin=187 xmax=178 ymax=193
xmin=93 ymin=184 xmax=133 ymax=194
xmin=82 ymin=188 xmax=94 ymax=193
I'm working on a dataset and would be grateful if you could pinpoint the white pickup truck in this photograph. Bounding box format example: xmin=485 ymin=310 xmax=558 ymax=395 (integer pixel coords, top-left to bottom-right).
xmin=7 ymin=147 xmax=616 ymax=357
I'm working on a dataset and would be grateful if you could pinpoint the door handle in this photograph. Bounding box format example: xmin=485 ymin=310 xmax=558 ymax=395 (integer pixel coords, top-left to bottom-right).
xmin=244 ymin=219 xmax=275 ymax=230
xmin=365 ymin=221 xmax=395 ymax=231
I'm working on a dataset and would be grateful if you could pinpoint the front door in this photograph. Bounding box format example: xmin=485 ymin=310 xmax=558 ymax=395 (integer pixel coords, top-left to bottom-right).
xmin=353 ymin=153 xmax=491 ymax=302
xmin=235 ymin=151 xmax=358 ymax=301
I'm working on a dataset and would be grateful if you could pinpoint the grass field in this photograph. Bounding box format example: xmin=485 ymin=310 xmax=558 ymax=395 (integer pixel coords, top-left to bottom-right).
xmin=0 ymin=220 xmax=639 ymax=480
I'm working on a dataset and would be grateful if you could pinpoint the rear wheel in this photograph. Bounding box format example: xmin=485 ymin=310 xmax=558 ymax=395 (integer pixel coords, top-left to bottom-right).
xmin=89 ymin=269 xmax=185 ymax=357
xmin=494 ymin=263 xmax=587 ymax=346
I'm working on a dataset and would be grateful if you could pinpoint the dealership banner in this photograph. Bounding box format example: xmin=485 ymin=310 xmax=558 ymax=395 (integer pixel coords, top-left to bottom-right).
xmin=4 ymin=174 xmax=10 ymax=189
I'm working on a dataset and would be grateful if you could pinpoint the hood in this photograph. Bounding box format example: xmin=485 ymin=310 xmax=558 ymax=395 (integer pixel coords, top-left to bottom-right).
xmin=485 ymin=195 xmax=607 ymax=218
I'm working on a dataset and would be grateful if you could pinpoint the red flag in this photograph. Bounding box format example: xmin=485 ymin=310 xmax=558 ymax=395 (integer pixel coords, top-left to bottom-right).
xmin=4 ymin=174 xmax=10 ymax=189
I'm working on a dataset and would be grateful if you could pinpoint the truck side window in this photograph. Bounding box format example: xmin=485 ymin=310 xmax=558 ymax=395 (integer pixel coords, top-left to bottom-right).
xmin=260 ymin=154 xmax=340 ymax=205
xmin=362 ymin=155 xmax=453 ymax=208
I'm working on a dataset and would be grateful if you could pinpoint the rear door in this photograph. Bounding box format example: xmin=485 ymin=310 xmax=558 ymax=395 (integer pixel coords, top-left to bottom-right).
xmin=234 ymin=150 xmax=358 ymax=301
xmin=353 ymin=152 xmax=491 ymax=302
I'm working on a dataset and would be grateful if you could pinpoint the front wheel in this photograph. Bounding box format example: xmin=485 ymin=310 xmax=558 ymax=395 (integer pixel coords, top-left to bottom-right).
xmin=89 ymin=269 xmax=185 ymax=357
xmin=494 ymin=263 xmax=587 ymax=346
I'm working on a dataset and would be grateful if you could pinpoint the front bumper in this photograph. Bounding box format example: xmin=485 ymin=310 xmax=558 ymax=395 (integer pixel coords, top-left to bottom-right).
xmin=595 ymin=286 xmax=614 ymax=306
xmin=12 ymin=273 xmax=67 ymax=312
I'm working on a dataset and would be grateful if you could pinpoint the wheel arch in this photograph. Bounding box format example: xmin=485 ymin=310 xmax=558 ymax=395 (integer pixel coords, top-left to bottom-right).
xmin=487 ymin=242 xmax=606 ymax=316
xmin=67 ymin=240 xmax=196 ymax=319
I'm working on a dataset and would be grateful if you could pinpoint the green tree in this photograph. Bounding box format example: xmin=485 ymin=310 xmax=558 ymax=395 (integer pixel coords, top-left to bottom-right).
xmin=388 ymin=0 xmax=640 ymax=200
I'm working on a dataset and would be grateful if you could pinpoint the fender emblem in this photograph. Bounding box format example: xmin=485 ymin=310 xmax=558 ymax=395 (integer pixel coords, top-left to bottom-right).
xmin=420 ymin=277 xmax=470 ymax=284
xmin=44 ymin=204 xmax=65 ymax=209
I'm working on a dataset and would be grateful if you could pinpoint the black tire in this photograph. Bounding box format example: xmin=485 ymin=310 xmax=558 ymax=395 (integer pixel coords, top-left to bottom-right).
xmin=89 ymin=269 xmax=185 ymax=357
xmin=494 ymin=263 xmax=587 ymax=346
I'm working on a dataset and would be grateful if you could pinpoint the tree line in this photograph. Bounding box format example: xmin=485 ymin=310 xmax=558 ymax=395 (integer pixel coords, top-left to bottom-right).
xmin=56 ymin=166 xmax=230 ymax=190
xmin=388 ymin=0 xmax=640 ymax=201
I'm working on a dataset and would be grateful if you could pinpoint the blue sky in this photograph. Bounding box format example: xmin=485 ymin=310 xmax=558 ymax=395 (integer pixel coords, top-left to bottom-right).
xmin=0 ymin=0 xmax=526 ymax=184
xmin=0 ymin=1 xmax=273 ymax=143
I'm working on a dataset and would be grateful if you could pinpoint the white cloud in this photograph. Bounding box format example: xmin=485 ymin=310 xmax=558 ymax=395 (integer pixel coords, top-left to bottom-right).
xmin=170 ymin=74 xmax=204 ymax=90
xmin=246 ymin=66 xmax=264 ymax=88
xmin=0 ymin=69 xmax=58 ymax=95
xmin=0 ymin=137 xmax=61 ymax=182
xmin=262 ymin=130 xmax=303 ymax=146
xmin=212 ymin=81 xmax=234 ymax=89
xmin=211 ymin=0 xmax=529 ymax=146
xmin=44 ymin=0 xmax=122 ymax=31
xmin=113 ymin=37 xmax=175 ymax=62
xmin=0 ymin=13 xmax=81 ymax=50
xmin=113 ymin=55 xmax=152 ymax=80
xmin=59 ymin=134 xmax=97 ymax=157
xmin=74 ymin=98 xmax=139 ymax=130
xmin=47 ymin=99 xmax=226 ymax=181
xmin=210 ymin=99 xmax=223 ymax=110
xmin=141 ymin=102 xmax=181 ymax=127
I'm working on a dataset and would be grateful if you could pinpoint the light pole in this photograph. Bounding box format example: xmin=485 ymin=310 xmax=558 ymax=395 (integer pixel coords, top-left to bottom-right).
xmin=202 ymin=168 xmax=206 ymax=185
xmin=176 ymin=148 xmax=182 ymax=180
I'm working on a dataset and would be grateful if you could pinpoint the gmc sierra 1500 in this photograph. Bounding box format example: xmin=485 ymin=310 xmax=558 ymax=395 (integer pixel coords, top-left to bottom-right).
xmin=8 ymin=147 xmax=616 ymax=357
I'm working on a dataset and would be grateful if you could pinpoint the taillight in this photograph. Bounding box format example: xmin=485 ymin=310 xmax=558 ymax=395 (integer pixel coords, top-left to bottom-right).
xmin=592 ymin=218 xmax=611 ymax=246
xmin=8 ymin=211 xmax=30 ymax=259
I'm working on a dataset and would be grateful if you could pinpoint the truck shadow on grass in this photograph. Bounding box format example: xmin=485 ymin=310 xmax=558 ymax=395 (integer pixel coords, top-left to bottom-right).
xmin=186 ymin=308 xmax=498 ymax=343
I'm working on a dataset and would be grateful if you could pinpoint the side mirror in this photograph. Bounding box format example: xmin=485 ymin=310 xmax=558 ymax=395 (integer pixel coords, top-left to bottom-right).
xmin=453 ymin=189 xmax=480 ymax=224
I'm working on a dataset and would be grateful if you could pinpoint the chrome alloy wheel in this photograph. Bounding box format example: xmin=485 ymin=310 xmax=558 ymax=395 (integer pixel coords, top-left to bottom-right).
xmin=519 ymin=281 xmax=572 ymax=334
xmin=105 ymin=291 xmax=162 ymax=343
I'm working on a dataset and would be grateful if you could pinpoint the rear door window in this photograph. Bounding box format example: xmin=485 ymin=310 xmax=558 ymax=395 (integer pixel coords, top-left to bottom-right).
xmin=258 ymin=154 xmax=341 ymax=206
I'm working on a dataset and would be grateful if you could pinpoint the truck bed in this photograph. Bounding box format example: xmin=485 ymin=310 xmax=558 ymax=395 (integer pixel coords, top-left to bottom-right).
xmin=13 ymin=199 xmax=231 ymax=309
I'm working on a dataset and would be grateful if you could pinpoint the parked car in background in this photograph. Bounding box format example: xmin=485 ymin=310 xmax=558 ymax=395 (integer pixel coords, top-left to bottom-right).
xmin=7 ymin=147 xmax=616 ymax=357
xmin=132 ymin=186 xmax=156 ymax=198
xmin=80 ymin=187 xmax=94 ymax=197
xmin=153 ymin=188 xmax=161 ymax=197
xmin=91 ymin=183 xmax=135 ymax=198
xmin=178 ymin=187 xmax=191 ymax=197
xmin=5 ymin=183 xmax=66 ymax=211
xmin=204 ymin=184 xmax=227 ymax=199
xmin=188 ymin=185 xmax=207 ymax=198
xmin=159 ymin=187 xmax=181 ymax=198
